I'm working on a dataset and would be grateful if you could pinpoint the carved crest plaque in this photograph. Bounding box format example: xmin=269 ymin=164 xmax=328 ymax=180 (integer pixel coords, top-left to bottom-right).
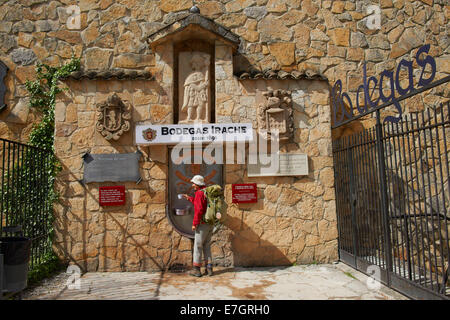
xmin=96 ymin=93 xmax=131 ymax=140
xmin=258 ymin=89 xmax=294 ymax=142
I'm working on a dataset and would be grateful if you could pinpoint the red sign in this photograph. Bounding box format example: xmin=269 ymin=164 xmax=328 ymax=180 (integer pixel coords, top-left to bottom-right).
xmin=232 ymin=183 xmax=257 ymax=204
xmin=99 ymin=186 xmax=126 ymax=206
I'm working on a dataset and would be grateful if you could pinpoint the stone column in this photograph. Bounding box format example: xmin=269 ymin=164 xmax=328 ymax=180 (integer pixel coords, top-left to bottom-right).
xmin=215 ymin=41 xmax=236 ymax=124
xmin=154 ymin=42 xmax=174 ymax=124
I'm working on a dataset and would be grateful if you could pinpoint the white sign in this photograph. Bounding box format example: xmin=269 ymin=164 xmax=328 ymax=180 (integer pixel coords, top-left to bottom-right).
xmin=135 ymin=123 xmax=253 ymax=145
xmin=248 ymin=153 xmax=308 ymax=177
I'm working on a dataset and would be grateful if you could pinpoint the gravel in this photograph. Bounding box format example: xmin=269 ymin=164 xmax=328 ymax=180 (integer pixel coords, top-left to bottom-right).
xmin=19 ymin=271 xmax=71 ymax=300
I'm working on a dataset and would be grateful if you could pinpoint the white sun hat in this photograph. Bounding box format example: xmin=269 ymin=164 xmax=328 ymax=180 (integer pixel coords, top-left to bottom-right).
xmin=190 ymin=175 xmax=205 ymax=186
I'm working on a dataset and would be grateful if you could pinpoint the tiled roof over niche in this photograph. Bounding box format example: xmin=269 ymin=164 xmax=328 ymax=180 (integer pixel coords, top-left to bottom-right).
xmin=235 ymin=69 xmax=327 ymax=81
xmin=61 ymin=69 xmax=154 ymax=80
xmin=147 ymin=10 xmax=240 ymax=49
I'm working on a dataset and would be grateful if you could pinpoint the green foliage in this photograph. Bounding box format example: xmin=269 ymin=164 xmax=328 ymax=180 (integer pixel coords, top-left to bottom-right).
xmin=17 ymin=57 xmax=79 ymax=279
xmin=27 ymin=251 xmax=67 ymax=286
xmin=25 ymin=57 xmax=80 ymax=151
xmin=343 ymin=271 xmax=357 ymax=280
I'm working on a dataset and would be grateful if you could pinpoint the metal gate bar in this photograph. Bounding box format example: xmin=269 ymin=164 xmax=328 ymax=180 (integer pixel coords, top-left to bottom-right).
xmin=0 ymin=138 xmax=54 ymax=271
xmin=333 ymin=101 xmax=450 ymax=300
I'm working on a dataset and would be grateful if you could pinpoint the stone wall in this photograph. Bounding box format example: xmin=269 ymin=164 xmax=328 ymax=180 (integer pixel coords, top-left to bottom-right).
xmin=52 ymin=61 xmax=336 ymax=271
xmin=0 ymin=0 xmax=448 ymax=271
xmin=220 ymin=79 xmax=337 ymax=267
xmin=53 ymin=78 xmax=173 ymax=272
xmin=1 ymin=0 xmax=448 ymax=141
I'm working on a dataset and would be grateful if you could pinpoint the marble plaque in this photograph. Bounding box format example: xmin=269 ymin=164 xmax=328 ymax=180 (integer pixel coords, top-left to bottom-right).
xmin=83 ymin=152 xmax=141 ymax=183
xmin=247 ymin=153 xmax=308 ymax=177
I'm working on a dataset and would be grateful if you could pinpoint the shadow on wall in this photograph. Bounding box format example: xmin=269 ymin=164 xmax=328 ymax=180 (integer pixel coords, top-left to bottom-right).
xmin=225 ymin=215 xmax=292 ymax=267
xmin=52 ymin=163 xmax=189 ymax=273
xmin=233 ymin=53 xmax=259 ymax=76
xmin=53 ymin=164 xmax=312 ymax=271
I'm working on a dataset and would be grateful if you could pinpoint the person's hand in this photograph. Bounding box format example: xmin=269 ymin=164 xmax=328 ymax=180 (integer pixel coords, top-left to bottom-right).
xmin=182 ymin=194 xmax=189 ymax=200
xmin=192 ymin=225 xmax=196 ymax=231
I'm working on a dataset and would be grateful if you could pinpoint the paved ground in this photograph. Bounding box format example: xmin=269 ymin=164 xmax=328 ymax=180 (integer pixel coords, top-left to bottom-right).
xmin=22 ymin=262 xmax=408 ymax=300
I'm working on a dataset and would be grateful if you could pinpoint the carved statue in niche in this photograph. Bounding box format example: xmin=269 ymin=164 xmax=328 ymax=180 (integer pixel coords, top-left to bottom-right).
xmin=258 ymin=88 xmax=294 ymax=142
xmin=179 ymin=52 xmax=210 ymax=123
xmin=96 ymin=93 xmax=131 ymax=140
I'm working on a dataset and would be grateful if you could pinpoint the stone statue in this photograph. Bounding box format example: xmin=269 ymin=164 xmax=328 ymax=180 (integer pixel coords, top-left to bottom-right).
xmin=179 ymin=52 xmax=210 ymax=123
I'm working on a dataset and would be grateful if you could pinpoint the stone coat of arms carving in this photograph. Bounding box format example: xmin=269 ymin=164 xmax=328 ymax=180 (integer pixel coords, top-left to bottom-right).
xmin=258 ymin=89 xmax=294 ymax=142
xmin=96 ymin=93 xmax=131 ymax=140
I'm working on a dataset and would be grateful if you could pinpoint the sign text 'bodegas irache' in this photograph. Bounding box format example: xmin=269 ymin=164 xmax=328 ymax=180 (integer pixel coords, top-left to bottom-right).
xmin=331 ymin=44 xmax=445 ymax=128
xmin=135 ymin=123 xmax=253 ymax=145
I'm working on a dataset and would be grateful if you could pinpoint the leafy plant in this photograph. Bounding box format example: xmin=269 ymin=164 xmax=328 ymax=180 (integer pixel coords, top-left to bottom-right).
xmin=12 ymin=56 xmax=80 ymax=281
xmin=26 ymin=251 xmax=67 ymax=286
xmin=343 ymin=271 xmax=357 ymax=280
xmin=25 ymin=57 xmax=80 ymax=150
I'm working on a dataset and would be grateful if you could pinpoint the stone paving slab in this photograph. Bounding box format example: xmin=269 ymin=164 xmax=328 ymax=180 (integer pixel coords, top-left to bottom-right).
xmin=22 ymin=262 xmax=408 ymax=300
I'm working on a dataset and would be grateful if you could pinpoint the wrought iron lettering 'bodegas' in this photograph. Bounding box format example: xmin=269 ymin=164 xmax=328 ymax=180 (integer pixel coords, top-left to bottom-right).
xmin=0 ymin=1 xmax=448 ymax=300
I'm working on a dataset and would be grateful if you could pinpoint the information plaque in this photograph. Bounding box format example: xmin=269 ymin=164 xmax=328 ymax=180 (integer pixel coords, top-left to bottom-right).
xmin=232 ymin=183 xmax=257 ymax=203
xmin=247 ymin=153 xmax=308 ymax=177
xmin=99 ymin=186 xmax=126 ymax=206
xmin=83 ymin=152 xmax=141 ymax=183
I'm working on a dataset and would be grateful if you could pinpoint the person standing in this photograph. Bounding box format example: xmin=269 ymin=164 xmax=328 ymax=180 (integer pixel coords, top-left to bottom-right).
xmin=182 ymin=175 xmax=214 ymax=277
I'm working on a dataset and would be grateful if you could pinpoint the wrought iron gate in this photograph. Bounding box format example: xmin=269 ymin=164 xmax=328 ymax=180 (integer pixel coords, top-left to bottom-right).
xmin=332 ymin=84 xmax=450 ymax=299
xmin=0 ymin=138 xmax=54 ymax=270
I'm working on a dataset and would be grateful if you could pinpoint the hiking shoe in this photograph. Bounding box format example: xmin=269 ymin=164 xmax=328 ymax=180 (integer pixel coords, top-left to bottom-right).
xmin=190 ymin=266 xmax=202 ymax=277
xmin=204 ymin=265 xmax=213 ymax=276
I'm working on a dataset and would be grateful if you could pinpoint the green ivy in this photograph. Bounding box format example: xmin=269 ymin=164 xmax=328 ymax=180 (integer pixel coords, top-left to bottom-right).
xmin=20 ymin=57 xmax=80 ymax=281
xmin=26 ymin=251 xmax=67 ymax=286
xmin=25 ymin=57 xmax=81 ymax=151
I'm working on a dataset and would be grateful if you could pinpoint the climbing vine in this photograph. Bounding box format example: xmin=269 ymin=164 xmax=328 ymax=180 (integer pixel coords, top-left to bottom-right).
xmin=25 ymin=57 xmax=80 ymax=150
xmin=16 ymin=57 xmax=81 ymax=279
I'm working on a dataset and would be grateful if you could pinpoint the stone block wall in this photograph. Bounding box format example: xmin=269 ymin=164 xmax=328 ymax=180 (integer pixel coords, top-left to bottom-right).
xmin=0 ymin=0 xmax=448 ymax=142
xmin=52 ymin=36 xmax=336 ymax=270
xmin=214 ymin=39 xmax=336 ymax=266
xmin=0 ymin=0 xmax=448 ymax=271
xmin=53 ymin=78 xmax=175 ymax=272
xmin=219 ymin=79 xmax=337 ymax=267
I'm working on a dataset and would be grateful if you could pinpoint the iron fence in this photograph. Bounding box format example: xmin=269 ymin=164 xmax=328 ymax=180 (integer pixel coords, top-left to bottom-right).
xmin=0 ymin=138 xmax=54 ymax=270
xmin=332 ymin=101 xmax=449 ymax=300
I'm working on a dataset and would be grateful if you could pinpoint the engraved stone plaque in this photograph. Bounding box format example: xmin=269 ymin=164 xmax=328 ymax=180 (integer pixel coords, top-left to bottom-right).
xmin=83 ymin=152 xmax=141 ymax=183
xmin=247 ymin=153 xmax=308 ymax=177
xmin=278 ymin=154 xmax=308 ymax=175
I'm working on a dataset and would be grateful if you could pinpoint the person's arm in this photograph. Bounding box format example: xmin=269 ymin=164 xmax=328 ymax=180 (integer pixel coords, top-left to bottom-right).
xmin=183 ymin=194 xmax=194 ymax=203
